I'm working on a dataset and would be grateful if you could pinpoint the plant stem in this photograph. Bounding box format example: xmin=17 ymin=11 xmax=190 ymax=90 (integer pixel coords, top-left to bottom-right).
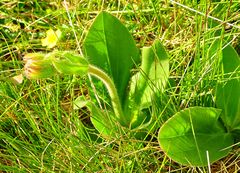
xmin=88 ymin=65 xmax=126 ymax=125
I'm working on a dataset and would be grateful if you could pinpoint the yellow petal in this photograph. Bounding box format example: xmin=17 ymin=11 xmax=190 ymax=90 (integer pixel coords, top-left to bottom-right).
xmin=41 ymin=29 xmax=62 ymax=48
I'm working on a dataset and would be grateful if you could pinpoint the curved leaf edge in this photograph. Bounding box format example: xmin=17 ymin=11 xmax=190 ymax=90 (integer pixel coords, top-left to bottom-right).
xmin=158 ymin=106 xmax=234 ymax=166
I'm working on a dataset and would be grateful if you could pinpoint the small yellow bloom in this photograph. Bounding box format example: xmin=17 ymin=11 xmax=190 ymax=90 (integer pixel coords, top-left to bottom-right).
xmin=41 ymin=29 xmax=62 ymax=49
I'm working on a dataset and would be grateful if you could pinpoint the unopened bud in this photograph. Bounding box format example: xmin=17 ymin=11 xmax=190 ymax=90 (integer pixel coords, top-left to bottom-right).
xmin=23 ymin=53 xmax=56 ymax=79
xmin=23 ymin=51 xmax=89 ymax=79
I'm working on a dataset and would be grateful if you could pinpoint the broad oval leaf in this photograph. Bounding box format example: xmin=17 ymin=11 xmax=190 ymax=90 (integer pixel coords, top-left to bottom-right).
xmin=83 ymin=12 xmax=140 ymax=106
xmin=158 ymin=107 xmax=234 ymax=166
xmin=216 ymin=44 xmax=240 ymax=130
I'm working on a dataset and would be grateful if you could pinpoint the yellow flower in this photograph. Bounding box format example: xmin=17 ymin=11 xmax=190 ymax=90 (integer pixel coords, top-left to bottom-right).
xmin=41 ymin=29 xmax=62 ymax=48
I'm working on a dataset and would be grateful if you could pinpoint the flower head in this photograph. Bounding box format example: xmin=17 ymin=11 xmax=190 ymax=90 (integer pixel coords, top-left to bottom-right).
xmin=41 ymin=29 xmax=62 ymax=49
xmin=23 ymin=53 xmax=56 ymax=79
xmin=23 ymin=51 xmax=89 ymax=79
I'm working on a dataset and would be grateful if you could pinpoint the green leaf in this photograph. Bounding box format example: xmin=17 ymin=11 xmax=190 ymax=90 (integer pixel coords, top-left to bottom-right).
xmin=128 ymin=40 xmax=169 ymax=128
xmin=89 ymin=103 xmax=121 ymax=138
xmin=216 ymin=44 xmax=240 ymax=130
xmin=83 ymin=11 xmax=140 ymax=106
xmin=73 ymin=96 xmax=120 ymax=138
xmin=73 ymin=95 xmax=89 ymax=110
xmin=130 ymin=40 xmax=169 ymax=106
xmin=158 ymin=107 xmax=234 ymax=166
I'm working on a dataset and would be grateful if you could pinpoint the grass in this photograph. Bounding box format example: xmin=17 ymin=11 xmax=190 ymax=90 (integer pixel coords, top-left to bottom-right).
xmin=1 ymin=0 xmax=240 ymax=172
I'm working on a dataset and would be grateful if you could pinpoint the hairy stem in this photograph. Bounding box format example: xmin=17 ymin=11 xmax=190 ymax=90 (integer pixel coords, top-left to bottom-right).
xmin=88 ymin=65 xmax=126 ymax=125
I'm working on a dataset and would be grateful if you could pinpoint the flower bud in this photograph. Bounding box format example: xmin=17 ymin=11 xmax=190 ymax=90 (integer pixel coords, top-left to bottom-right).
xmin=23 ymin=53 xmax=56 ymax=79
